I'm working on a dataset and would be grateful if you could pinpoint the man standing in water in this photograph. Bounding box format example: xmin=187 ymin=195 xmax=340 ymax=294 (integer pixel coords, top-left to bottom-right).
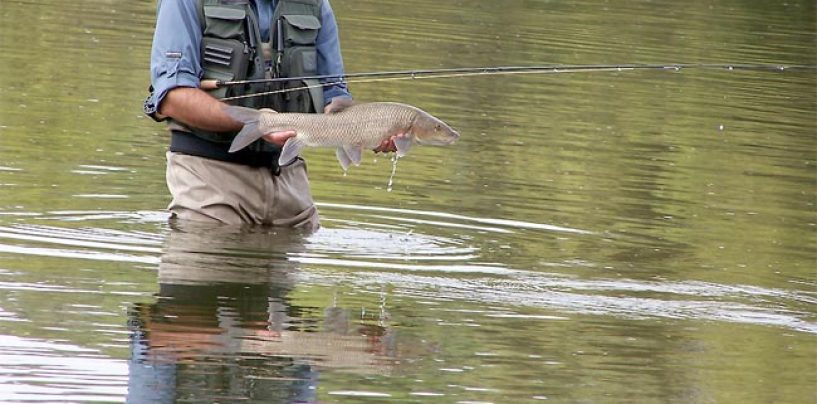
xmin=145 ymin=0 xmax=391 ymax=230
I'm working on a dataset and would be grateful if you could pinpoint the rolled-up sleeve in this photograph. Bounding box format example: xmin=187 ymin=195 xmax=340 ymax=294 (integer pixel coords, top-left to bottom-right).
xmin=149 ymin=0 xmax=203 ymax=110
xmin=316 ymin=0 xmax=352 ymax=105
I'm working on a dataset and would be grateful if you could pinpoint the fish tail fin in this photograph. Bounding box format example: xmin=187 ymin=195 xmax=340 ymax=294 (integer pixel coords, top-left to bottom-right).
xmin=224 ymin=106 xmax=262 ymax=153
xmin=279 ymin=137 xmax=307 ymax=166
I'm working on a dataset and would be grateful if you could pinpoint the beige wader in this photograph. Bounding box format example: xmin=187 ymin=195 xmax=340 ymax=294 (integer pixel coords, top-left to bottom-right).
xmin=165 ymin=151 xmax=319 ymax=231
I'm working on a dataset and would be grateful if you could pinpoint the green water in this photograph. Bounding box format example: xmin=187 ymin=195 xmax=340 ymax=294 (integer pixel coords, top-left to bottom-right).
xmin=0 ymin=0 xmax=815 ymax=402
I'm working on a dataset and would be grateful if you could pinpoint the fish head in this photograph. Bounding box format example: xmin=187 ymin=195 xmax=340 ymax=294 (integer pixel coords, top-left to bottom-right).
xmin=410 ymin=112 xmax=460 ymax=146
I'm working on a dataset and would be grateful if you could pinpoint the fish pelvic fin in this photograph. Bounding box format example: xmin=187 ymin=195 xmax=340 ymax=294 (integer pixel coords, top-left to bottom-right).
xmin=394 ymin=134 xmax=414 ymax=157
xmin=224 ymin=106 xmax=263 ymax=153
xmin=279 ymin=136 xmax=307 ymax=166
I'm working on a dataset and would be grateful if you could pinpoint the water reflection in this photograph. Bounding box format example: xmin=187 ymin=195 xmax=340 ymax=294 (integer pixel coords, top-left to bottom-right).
xmin=0 ymin=0 xmax=815 ymax=401
xmin=127 ymin=223 xmax=395 ymax=403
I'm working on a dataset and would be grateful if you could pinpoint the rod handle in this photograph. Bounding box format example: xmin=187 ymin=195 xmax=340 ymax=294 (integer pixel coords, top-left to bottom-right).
xmin=200 ymin=79 xmax=221 ymax=90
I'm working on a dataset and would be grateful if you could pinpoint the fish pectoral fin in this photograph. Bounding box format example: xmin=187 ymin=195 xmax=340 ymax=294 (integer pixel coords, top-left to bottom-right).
xmin=394 ymin=134 xmax=414 ymax=157
xmin=335 ymin=147 xmax=352 ymax=172
xmin=342 ymin=144 xmax=363 ymax=166
xmin=278 ymin=137 xmax=306 ymax=166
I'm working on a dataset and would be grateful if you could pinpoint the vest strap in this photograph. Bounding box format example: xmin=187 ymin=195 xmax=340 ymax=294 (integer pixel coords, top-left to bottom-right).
xmin=169 ymin=0 xmax=323 ymax=167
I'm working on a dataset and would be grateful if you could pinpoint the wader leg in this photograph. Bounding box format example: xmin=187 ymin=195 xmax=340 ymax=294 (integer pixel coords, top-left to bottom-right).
xmin=165 ymin=152 xmax=318 ymax=230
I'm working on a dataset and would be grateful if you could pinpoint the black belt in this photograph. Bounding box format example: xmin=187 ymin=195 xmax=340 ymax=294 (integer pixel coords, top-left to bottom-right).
xmin=169 ymin=130 xmax=282 ymax=173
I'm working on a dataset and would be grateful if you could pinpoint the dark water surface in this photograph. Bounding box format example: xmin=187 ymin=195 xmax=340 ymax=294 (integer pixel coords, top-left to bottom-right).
xmin=1 ymin=0 xmax=815 ymax=402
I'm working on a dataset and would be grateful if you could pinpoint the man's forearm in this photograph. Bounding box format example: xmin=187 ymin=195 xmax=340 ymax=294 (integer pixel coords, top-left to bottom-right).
xmin=159 ymin=87 xmax=241 ymax=132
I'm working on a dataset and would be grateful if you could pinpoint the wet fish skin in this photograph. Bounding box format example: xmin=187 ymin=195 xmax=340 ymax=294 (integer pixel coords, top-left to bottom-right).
xmin=224 ymin=102 xmax=459 ymax=171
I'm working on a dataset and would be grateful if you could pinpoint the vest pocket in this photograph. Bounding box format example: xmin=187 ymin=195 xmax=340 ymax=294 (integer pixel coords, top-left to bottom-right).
xmin=202 ymin=37 xmax=249 ymax=94
xmin=281 ymin=14 xmax=321 ymax=45
xmin=203 ymin=5 xmax=247 ymax=40
xmin=282 ymin=46 xmax=317 ymax=76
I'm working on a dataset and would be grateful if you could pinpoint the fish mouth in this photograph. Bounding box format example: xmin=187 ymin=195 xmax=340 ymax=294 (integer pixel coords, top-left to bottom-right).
xmin=441 ymin=129 xmax=460 ymax=144
xmin=423 ymin=132 xmax=459 ymax=146
xmin=435 ymin=122 xmax=460 ymax=144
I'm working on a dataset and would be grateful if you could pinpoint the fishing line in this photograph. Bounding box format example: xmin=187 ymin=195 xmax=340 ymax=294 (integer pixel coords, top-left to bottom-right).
xmin=211 ymin=63 xmax=817 ymax=102
xmin=219 ymin=66 xmax=622 ymax=101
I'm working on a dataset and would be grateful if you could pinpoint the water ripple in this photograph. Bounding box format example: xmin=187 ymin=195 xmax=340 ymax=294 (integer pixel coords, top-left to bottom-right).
xmin=298 ymin=270 xmax=817 ymax=334
xmin=0 ymin=335 xmax=128 ymax=403
xmin=318 ymin=202 xmax=594 ymax=235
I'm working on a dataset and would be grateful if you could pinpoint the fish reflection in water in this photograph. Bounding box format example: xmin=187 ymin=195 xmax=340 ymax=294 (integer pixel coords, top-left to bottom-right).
xmin=127 ymin=223 xmax=396 ymax=403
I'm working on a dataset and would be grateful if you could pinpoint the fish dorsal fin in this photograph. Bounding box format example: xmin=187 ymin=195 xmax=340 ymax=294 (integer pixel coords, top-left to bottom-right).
xmin=324 ymin=98 xmax=356 ymax=114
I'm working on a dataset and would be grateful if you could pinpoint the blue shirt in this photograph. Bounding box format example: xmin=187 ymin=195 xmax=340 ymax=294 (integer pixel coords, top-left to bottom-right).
xmin=149 ymin=0 xmax=351 ymax=110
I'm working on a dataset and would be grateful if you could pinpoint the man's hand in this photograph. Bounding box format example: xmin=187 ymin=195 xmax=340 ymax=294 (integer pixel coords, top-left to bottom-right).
xmin=262 ymin=130 xmax=297 ymax=146
xmin=324 ymin=97 xmax=354 ymax=114
xmin=254 ymin=108 xmax=297 ymax=146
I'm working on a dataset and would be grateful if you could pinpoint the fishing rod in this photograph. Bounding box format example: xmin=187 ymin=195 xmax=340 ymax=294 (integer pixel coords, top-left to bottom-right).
xmin=200 ymin=63 xmax=817 ymax=101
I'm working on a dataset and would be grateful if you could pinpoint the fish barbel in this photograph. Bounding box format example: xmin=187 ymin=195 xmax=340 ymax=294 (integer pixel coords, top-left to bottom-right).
xmin=224 ymin=102 xmax=460 ymax=171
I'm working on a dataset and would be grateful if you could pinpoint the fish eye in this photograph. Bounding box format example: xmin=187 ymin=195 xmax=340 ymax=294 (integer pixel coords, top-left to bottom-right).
xmin=435 ymin=124 xmax=441 ymax=131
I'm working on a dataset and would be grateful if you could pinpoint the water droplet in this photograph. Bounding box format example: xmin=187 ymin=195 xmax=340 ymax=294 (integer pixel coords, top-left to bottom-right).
xmin=386 ymin=155 xmax=400 ymax=192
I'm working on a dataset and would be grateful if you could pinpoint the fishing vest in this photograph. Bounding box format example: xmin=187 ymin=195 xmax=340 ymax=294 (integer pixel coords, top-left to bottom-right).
xmin=168 ymin=0 xmax=324 ymax=150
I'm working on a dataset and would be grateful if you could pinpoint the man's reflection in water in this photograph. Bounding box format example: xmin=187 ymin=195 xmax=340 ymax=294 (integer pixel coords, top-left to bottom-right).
xmin=127 ymin=222 xmax=394 ymax=403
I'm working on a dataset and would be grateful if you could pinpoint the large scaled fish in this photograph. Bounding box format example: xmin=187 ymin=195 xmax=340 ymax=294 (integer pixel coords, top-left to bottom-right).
xmin=224 ymin=102 xmax=460 ymax=171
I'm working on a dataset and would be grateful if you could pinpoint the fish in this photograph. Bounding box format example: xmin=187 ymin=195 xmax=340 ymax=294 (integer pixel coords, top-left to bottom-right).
xmin=223 ymin=102 xmax=460 ymax=171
